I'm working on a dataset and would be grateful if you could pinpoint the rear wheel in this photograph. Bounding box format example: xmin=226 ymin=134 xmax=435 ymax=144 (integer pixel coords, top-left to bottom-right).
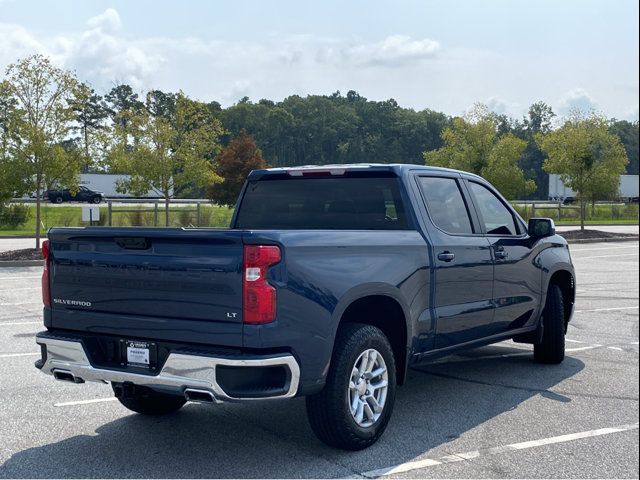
xmin=112 ymin=384 xmax=186 ymax=415
xmin=306 ymin=323 xmax=396 ymax=450
xmin=534 ymin=284 xmax=566 ymax=364
xmin=54 ymin=196 xmax=63 ymax=204
xmin=92 ymin=196 xmax=101 ymax=204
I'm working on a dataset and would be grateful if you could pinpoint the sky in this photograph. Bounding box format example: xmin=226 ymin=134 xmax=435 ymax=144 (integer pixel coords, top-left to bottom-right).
xmin=0 ymin=0 xmax=638 ymax=120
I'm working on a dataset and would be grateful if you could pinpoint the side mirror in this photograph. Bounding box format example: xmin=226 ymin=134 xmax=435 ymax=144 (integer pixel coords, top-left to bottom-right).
xmin=528 ymin=218 xmax=556 ymax=239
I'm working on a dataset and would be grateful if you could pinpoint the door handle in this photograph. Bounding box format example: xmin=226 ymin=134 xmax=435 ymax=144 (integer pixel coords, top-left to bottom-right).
xmin=494 ymin=246 xmax=508 ymax=259
xmin=438 ymin=251 xmax=455 ymax=262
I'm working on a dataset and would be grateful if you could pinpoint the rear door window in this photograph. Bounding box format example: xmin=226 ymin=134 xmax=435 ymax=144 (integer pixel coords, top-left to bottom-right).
xmin=417 ymin=177 xmax=474 ymax=235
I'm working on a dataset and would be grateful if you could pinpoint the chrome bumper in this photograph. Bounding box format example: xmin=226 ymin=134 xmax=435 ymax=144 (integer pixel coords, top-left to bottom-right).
xmin=36 ymin=337 xmax=300 ymax=403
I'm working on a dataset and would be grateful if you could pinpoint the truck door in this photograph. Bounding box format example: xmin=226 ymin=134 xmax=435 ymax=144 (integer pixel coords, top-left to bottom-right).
xmin=415 ymin=175 xmax=495 ymax=349
xmin=465 ymin=180 xmax=542 ymax=334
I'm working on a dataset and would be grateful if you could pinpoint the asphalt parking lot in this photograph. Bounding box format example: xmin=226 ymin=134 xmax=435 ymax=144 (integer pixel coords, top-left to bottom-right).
xmin=0 ymin=240 xmax=638 ymax=478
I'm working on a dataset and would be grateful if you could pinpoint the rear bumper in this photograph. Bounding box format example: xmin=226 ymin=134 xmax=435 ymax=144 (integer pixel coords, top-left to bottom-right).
xmin=35 ymin=334 xmax=300 ymax=403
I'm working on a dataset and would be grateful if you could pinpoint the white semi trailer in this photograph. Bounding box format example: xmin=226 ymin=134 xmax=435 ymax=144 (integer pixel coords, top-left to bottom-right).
xmin=548 ymin=174 xmax=639 ymax=202
xmin=78 ymin=174 xmax=164 ymax=198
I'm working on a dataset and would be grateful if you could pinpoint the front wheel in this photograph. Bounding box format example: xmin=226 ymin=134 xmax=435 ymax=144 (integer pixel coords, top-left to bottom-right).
xmin=306 ymin=323 xmax=396 ymax=450
xmin=534 ymin=284 xmax=566 ymax=364
xmin=112 ymin=384 xmax=186 ymax=415
xmin=92 ymin=196 xmax=102 ymax=204
xmin=53 ymin=196 xmax=63 ymax=204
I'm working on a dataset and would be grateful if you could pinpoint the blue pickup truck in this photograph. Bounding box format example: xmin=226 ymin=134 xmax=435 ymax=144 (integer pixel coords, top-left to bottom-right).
xmin=35 ymin=164 xmax=575 ymax=450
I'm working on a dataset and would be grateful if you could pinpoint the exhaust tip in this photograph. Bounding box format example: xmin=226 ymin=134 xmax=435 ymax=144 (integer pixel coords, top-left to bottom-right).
xmin=184 ymin=388 xmax=216 ymax=404
xmin=53 ymin=369 xmax=84 ymax=383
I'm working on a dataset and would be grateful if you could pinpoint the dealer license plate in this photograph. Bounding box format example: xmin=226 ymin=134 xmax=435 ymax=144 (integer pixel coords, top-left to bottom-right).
xmin=126 ymin=340 xmax=151 ymax=367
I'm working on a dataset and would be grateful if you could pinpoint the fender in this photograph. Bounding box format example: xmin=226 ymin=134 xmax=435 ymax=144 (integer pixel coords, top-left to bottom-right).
xmin=515 ymin=237 xmax=575 ymax=344
xmin=331 ymin=282 xmax=414 ymax=382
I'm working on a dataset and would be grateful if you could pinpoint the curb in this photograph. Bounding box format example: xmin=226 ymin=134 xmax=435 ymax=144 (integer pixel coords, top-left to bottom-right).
xmin=0 ymin=235 xmax=37 ymax=239
xmin=565 ymin=236 xmax=639 ymax=244
xmin=0 ymin=260 xmax=44 ymax=268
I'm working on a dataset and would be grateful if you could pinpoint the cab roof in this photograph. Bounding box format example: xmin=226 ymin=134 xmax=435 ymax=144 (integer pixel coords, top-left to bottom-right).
xmin=248 ymin=163 xmax=483 ymax=181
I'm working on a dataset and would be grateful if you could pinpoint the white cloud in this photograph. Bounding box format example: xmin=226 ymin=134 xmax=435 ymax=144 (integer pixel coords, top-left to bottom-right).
xmin=557 ymin=88 xmax=597 ymax=116
xmin=485 ymin=96 xmax=524 ymax=118
xmin=319 ymin=35 xmax=440 ymax=66
xmin=86 ymin=8 xmax=122 ymax=33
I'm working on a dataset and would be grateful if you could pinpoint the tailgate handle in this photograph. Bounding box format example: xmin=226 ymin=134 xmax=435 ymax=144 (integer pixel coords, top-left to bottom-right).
xmin=115 ymin=237 xmax=150 ymax=250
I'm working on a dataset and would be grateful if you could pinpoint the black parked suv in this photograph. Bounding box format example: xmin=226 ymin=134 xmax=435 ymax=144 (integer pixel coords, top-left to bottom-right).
xmin=46 ymin=186 xmax=103 ymax=204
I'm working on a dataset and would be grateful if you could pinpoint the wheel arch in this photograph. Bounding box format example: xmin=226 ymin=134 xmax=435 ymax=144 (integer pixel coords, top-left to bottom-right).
xmin=333 ymin=287 xmax=411 ymax=386
xmin=546 ymin=268 xmax=575 ymax=329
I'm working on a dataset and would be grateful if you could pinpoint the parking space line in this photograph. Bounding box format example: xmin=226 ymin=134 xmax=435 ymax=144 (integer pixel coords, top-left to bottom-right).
xmin=361 ymin=423 xmax=640 ymax=478
xmin=0 ymin=321 xmax=41 ymax=326
xmin=0 ymin=302 xmax=39 ymax=306
xmin=570 ymin=245 xmax=638 ymax=252
xmin=0 ymin=286 xmax=39 ymax=291
xmin=0 ymin=352 xmax=39 ymax=358
xmin=575 ymin=306 xmax=639 ymax=313
xmin=54 ymin=397 xmax=119 ymax=407
xmin=566 ymin=345 xmax=601 ymax=352
xmin=573 ymin=253 xmax=639 ymax=260
xmin=0 ymin=276 xmax=41 ymax=280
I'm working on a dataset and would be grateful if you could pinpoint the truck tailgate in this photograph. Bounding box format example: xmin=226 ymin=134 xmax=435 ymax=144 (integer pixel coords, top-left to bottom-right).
xmin=46 ymin=228 xmax=244 ymax=347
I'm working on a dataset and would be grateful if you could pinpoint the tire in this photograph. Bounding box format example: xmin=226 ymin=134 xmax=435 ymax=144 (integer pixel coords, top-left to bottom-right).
xmin=92 ymin=196 xmax=101 ymax=204
xmin=54 ymin=196 xmax=63 ymax=204
xmin=112 ymin=384 xmax=186 ymax=415
xmin=534 ymin=284 xmax=566 ymax=364
xmin=306 ymin=323 xmax=397 ymax=450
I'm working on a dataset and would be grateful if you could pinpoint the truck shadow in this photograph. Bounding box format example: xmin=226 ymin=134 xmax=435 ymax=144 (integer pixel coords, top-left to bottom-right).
xmin=1 ymin=345 xmax=584 ymax=478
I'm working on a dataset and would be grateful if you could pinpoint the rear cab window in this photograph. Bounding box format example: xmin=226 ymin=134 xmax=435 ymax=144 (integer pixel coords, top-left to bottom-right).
xmin=234 ymin=173 xmax=410 ymax=230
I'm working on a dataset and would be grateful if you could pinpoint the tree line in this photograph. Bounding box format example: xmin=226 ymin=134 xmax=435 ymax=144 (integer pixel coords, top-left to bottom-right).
xmin=1 ymin=55 xmax=638 ymax=245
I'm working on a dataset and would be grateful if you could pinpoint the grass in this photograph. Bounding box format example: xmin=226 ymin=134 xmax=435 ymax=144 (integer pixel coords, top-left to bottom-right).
xmin=0 ymin=203 xmax=235 ymax=236
xmin=0 ymin=201 xmax=637 ymax=236
xmin=512 ymin=202 xmax=639 ymax=225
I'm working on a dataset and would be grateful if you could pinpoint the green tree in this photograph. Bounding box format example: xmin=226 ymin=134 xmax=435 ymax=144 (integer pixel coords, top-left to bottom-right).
xmin=515 ymin=102 xmax=556 ymax=199
xmin=70 ymin=83 xmax=109 ymax=172
xmin=424 ymin=105 xmax=535 ymax=199
xmin=609 ymin=119 xmax=639 ymax=175
xmin=110 ymin=94 xmax=223 ymax=225
xmin=4 ymin=55 xmax=81 ymax=248
xmin=537 ymin=113 xmax=629 ymax=230
xmin=105 ymin=84 xmax=144 ymax=146
xmin=0 ymin=81 xmax=25 ymax=208
xmin=207 ymin=130 xmax=267 ymax=206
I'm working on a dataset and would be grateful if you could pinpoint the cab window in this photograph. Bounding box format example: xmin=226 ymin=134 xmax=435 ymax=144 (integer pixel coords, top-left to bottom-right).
xmin=469 ymin=182 xmax=519 ymax=235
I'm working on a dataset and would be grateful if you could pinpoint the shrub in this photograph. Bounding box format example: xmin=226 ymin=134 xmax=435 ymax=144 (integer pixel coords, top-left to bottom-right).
xmin=0 ymin=204 xmax=32 ymax=228
xmin=177 ymin=209 xmax=193 ymax=227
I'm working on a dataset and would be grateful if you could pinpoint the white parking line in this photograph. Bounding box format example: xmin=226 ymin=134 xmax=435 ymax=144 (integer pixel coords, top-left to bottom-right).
xmin=566 ymin=339 xmax=586 ymax=343
xmin=566 ymin=345 xmax=601 ymax=352
xmin=608 ymin=347 xmax=624 ymax=351
xmin=0 ymin=302 xmax=39 ymax=306
xmin=570 ymin=245 xmax=639 ymax=252
xmin=0 ymin=352 xmax=39 ymax=358
xmin=573 ymin=253 xmax=639 ymax=260
xmin=54 ymin=397 xmax=119 ymax=407
xmin=575 ymin=306 xmax=639 ymax=313
xmin=0 ymin=286 xmax=39 ymax=291
xmin=361 ymin=423 xmax=640 ymax=478
xmin=0 ymin=276 xmax=41 ymax=280
xmin=0 ymin=321 xmax=41 ymax=326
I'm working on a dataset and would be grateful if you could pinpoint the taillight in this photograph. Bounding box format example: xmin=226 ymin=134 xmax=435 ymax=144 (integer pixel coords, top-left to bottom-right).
xmin=41 ymin=240 xmax=51 ymax=307
xmin=243 ymin=245 xmax=281 ymax=324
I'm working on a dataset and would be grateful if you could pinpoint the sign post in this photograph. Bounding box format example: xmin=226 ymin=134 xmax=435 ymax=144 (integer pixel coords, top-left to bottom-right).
xmin=82 ymin=206 xmax=100 ymax=226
